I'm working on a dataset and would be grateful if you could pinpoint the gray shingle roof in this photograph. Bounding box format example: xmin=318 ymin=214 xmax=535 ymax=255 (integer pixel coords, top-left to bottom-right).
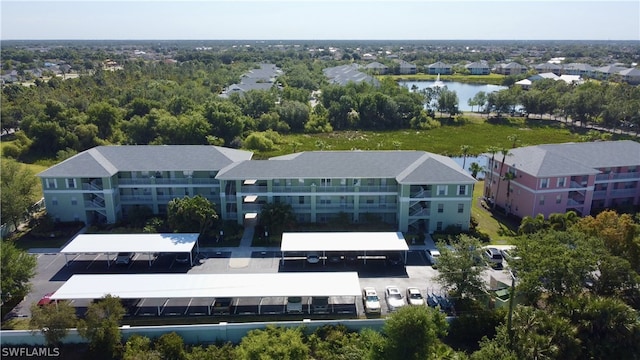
xmin=38 ymin=146 xmax=253 ymax=178
xmin=503 ymin=141 xmax=640 ymax=177
xmin=216 ymin=151 xmax=475 ymax=184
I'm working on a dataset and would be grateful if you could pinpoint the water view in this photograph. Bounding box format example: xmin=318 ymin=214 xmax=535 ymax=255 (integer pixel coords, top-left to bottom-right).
xmin=400 ymin=81 xmax=507 ymax=112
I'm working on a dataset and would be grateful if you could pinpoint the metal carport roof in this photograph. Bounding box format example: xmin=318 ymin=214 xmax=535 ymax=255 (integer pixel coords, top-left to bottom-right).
xmin=281 ymin=232 xmax=409 ymax=252
xmin=50 ymin=272 xmax=361 ymax=300
xmin=59 ymin=233 xmax=199 ymax=266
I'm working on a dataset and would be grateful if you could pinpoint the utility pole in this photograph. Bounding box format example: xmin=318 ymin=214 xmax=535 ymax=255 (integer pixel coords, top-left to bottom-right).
xmin=506 ymin=270 xmax=516 ymax=349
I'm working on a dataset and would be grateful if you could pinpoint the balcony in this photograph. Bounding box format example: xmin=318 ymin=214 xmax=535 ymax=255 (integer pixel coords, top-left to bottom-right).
xmin=592 ymin=190 xmax=607 ymax=199
xmin=270 ymin=185 xmax=397 ymax=193
xmin=610 ymin=188 xmax=638 ymax=197
xmin=119 ymin=195 xmax=153 ymax=203
xmin=595 ymin=172 xmax=640 ymax=182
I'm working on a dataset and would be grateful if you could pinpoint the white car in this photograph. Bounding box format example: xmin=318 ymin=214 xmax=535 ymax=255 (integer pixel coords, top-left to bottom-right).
xmin=426 ymin=249 xmax=441 ymax=267
xmin=362 ymin=287 xmax=381 ymax=314
xmin=385 ymin=286 xmax=406 ymax=311
xmin=406 ymin=287 xmax=425 ymax=306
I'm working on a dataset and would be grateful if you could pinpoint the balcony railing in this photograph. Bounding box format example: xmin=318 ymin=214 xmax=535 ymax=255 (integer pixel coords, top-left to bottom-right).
xmin=592 ymin=190 xmax=607 ymax=199
xmin=610 ymin=188 xmax=638 ymax=197
xmin=596 ymin=172 xmax=640 ymax=182
xmin=120 ymin=195 xmax=153 ymax=202
xmin=271 ymin=185 xmax=397 ymax=193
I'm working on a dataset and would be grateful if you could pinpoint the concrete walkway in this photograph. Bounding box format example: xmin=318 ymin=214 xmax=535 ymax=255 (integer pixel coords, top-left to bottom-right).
xmin=227 ymin=226 xmax=255 ymax=268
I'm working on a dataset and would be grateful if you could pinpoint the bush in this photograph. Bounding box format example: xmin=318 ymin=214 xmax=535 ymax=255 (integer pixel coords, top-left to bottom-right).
xmin=2 ymin=143 xmax=22 ymax=158
xmin=244 ymin=132 xmax=276 ymax=151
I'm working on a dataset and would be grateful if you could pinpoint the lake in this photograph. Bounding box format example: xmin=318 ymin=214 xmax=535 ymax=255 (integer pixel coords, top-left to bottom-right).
xmin=400 ymin=81 xmax=507 ymax=112
xmin=450 ymin=155 xmax=488 ymax=179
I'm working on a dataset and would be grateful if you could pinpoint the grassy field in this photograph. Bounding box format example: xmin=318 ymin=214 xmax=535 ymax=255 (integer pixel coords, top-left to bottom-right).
xmin=384 ymin=73 xmax=506 ymax=85
xmin=254 ymin=116 xmax=614 ymax=159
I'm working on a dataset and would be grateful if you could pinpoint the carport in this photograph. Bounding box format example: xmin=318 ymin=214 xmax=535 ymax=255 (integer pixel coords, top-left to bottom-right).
xmin=59 ymin=233 xmax=199 ymax=267
xmin=281 ymin=232 xmax=410 ymax=264
xmin=49 ymin=272 xmax=361 ymax=316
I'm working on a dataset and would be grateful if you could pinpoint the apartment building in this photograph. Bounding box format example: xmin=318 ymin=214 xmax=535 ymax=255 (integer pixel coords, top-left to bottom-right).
xmin=38 ymin=146 xmax=476 ymax=233
xmin=485 ymin=141 xmax=640 ymax=219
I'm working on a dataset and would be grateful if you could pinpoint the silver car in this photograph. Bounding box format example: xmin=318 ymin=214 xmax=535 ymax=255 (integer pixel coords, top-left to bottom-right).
xmin=385 ymin=286 xmax=406 ymax=311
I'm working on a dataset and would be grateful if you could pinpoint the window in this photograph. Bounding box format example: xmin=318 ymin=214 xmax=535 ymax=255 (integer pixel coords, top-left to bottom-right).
xmin=540 ymin=178 xmax=549 ymax=189
xmin=299 ymin=196 xmax=304 ymax=204
xmin=321 ymin=178 xmax=330 ymax=186
xmin=71 ymin=197 xmax=77 ymax=206
xmin=437 ymin=185 xmax=448 ymax=196
xmin=66 ymin=178 xmax=76 ymax=189
xmin=556 ymin=195 xmax=562 ymax=204
xmin=437 ymin=204 xmax=444 ymax=213
xmin=436 ymin=222 xmax=443 ymax=231
xmin=458 ymin=204 xmax=464 ymax=213
xmin=45 ymin=178 xmax=57 ymax=189
xmin=51 ymin=197 xmax=58 ymax=206
xmin=539 ymin=196 xmax=545 ymax=205
xmin=458 ymin=185 xmax=467 ymax=196
xmin=557 ymin=177 xmax=566 ymax=187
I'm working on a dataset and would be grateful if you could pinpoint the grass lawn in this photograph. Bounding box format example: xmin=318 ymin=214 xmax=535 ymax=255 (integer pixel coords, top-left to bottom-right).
xmin=471 ymin=180 xmax=519 ymax=244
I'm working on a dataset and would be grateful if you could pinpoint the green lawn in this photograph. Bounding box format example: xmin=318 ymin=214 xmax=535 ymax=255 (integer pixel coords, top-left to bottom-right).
xmin=471 ymin=180 xmax=519 ymax=244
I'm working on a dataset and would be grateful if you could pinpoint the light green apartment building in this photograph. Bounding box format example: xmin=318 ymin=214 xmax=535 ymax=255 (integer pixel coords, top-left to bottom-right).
xmin=38 ymin=146 xmax=476 ymax=233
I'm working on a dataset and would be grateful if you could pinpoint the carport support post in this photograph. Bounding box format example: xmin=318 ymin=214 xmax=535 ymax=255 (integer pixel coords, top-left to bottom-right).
xmin=64 ymin=253 xmax=69 ymax=267
xmin=404 ymin=250 xmax=407 ymax=264
xmin=148 ymin=253 xmax=152 ymax=267
xmin=364 ymin=250 xmax=367 ymax=264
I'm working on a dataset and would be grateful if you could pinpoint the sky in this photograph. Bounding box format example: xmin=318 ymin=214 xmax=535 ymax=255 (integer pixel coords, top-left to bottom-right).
xmin=1 ymin=0 xmax=639 ymax=41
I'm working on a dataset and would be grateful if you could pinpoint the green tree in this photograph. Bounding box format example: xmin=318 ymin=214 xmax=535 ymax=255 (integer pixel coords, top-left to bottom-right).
xmin=236 ymin=325 xmax=309 ymax=360
xmin=0 ymin=159 xmax=40 ymax=229
xmin=492 ymin=147 xmax=511 ymax=210
xmin=518 ymin=213 xmax=546 ymax=235
xmin=468 ymin=162 xmax=485 ymax=179
xmin=78 ymin=294 xmax=126 ymax=359
xmin=29 ymin=301 xmax=78 ymax=346
xmin=435 ymin=235 xmax=487 ymax=299
xmin=382 ymin=305 xmax=449 ymax=360
xmin=517 ymin=231 xmax=599 ymax=305
xmin=560 ymin=296 xmax=640 ymax=359
xmin=167 ymin=195 xmax=218 ymax=236
xmin=154 ymin=332 xmax=186 ymax=360
xmin=186 ymin=343 xmax=236 ymax=360
xmin=277 ymin=100 xmax=309 ymax=132
xmin=460 ymin=144 xmax=471 ymax=170
xmin=0 ymin=240 xmax=37 ymax=304
xmin=259 ymin=202 xmax=296 ymax=235
xmin=123 ymin=334 xmax=160 ymax=360
xmin=87 ymin=101 xmax=122 ymax=140
xmin=437 ymin=87 xmax=459 ymax=117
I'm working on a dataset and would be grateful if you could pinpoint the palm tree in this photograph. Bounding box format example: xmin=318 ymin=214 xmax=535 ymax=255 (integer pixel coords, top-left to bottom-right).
xmin=468 ymin=162 xmax=485 ymax=179
xmin=518 ymin=214 xmax=546 ymax=234
xmin=460 ymin=144 xmax=471 ymax=170
xmin=503 ymin=171 xmax=516 ymax=214
xmin=485 ymin=146 xmax=500 ymax=199
xmin=492 ymin=148 xmax=512 ymax=210
xmin=507 ymin=134 xmax=521 ymax=149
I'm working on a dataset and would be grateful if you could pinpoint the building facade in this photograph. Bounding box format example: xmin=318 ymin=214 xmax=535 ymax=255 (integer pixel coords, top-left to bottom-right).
xmin=39 ymin=147 xmax=476 ymax=233
xmin=485 ymin=141 xmax=640 ymax=219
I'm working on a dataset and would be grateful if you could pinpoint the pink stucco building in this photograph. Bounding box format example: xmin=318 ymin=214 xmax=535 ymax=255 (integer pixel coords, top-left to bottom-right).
xmin=485 ymin=141 xmax=640 ymax=219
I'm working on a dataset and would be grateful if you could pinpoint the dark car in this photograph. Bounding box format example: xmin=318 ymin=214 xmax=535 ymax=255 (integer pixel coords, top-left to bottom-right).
xmin=386 ymin=252 xmax=403 ymax=266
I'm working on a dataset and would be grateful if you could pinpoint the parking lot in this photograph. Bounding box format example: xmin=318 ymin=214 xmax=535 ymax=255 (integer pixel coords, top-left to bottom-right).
xmin=12 ymin=247 xmax=513 ymax=320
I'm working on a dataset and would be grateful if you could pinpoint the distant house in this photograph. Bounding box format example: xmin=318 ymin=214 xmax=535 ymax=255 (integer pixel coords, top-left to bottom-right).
xmin=396 ymin=60 xmax=417 ymax=75
xmin=563 ymin=63 xmax=595 ymax=78
xmin=465 ymin=61 xmax=491 ymax=75
xmin=494 ymin=62 xmax=528 ymax=76
xmin=219 ymin=63 xmax=282 ymax=98
xmin=364 ymin=62 xmax=389 ymax=75
xmin=323 ymin=64 xmax=379 ymax=87
xmin=427 ymin=61 xmax=453 ymax=75
xmin=619 ymin=67 xmax=640 ymax=85
xmin=534 ymin=63 xmax=563 ymax=75
xmin=594 ymin=65 xmax=628 ymax=80
xmin=514 ymin=79 xmax=532 ymax=90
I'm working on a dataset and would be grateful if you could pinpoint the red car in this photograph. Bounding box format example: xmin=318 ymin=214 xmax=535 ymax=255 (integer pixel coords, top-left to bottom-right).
xmin=37 ymin=293 xmax=54 ymax=306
